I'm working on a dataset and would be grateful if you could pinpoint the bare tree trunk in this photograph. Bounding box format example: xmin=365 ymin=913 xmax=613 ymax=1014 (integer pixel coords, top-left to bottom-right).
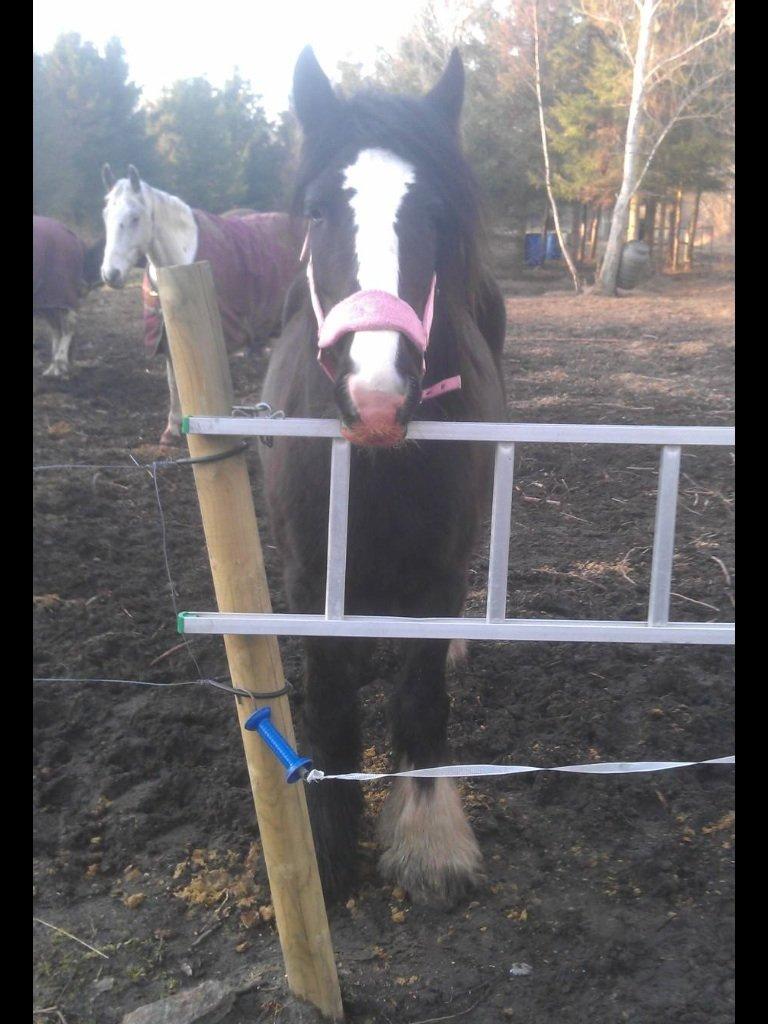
xmin=669 ymin=188 xmax=683 ymax=269
xmin=684 ymin=189 xmax=702 ymax=267
xmin=595 ymin=0 xmax=656 ymax=295
xmin=644 ymin=198 xmax=657 ymax=253
xmin=577 ymin=203 xmax=589 ymax=263
xmin=627 ymin=194 xmax=640 ymax=240
xmin=655 ymin=200 xmax=667 ymax=268
xmin=673 ymin=188 xmax=685 ymax=269
xmin=589 ymin=207 xmax=602 ymax=262
xmin=532 ymin=1 xmax=581 ymax=292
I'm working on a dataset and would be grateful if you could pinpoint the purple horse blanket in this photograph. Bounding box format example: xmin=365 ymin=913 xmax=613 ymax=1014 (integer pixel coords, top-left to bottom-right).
xmin=33 ymin=216 xmax=87 ymax=313
xmin=143 ymin=211 xmax=303 ymax=357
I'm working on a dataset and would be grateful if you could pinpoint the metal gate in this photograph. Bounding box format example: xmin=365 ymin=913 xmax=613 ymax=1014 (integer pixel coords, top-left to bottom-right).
xmin=177 ymin=416 xmax=734 ymax=647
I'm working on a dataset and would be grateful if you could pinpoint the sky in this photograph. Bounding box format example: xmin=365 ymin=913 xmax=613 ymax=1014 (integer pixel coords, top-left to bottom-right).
xmin=32 ymin=0 xmax=430 ymax=117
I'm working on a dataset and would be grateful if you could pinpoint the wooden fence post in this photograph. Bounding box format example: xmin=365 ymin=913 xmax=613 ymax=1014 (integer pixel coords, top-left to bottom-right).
xmin=157 ymin=261 xmax=344 ymax=1022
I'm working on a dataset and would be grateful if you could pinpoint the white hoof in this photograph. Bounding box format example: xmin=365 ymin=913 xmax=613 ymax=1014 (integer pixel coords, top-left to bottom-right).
xmin=42 ymin=363 xmax=68 ymax=379
xmin=378 ymin=775 xmax=483 ymax=906
xmin=447 ymin=638 xmax=468 ymax=669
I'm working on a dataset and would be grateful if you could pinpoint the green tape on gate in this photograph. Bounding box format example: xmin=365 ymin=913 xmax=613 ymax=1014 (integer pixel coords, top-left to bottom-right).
xmin=177 ymin=612 xmax=190 ymax=633
xmin=180 ymin=416 xmax=190 ymax=435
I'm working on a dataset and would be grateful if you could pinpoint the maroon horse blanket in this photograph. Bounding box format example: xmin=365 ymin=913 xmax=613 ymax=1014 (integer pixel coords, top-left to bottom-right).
xmin=143 ymin=211 xmax=303 ymax=357
xmin=33 ymin=216 xmax=87 ymax=313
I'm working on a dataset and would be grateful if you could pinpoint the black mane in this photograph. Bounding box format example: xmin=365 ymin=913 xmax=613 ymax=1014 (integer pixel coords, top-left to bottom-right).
xmin=292 ymin=87 xmax=484 ymax=305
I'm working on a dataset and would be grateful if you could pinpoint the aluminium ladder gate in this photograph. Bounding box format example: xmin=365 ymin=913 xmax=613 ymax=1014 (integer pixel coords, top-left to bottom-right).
xmin=177 ymin=417 xmax=735 ymax=648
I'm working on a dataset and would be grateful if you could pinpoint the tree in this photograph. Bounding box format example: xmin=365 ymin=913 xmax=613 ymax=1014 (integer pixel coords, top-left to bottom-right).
xmin=33 ymin=34 xmax=154 ymax=231
xmin=148 ymin=75 xmax=287 ymax=212
xmin=242 ymin=107 xmax=293 ymax=211
xmin=462 ymin=2 xmax=542 ymax=229
xmin=149 ymin=78 xmax=235 ymax=210
xmin=645 ymin=115 xmax=732 ymax=266
xmin=547 ymin=26 xmax=629 ymax=207
xmin=33 ymin=53 xmax=72 ymax=219
xmin=582 ymin=0 xmax=735 ymax=294
xmin=349 ymin=1 xmax=541 ymax=231
xmin=221 ymin=74 xmax=289 ymax=209
xmin=531 ymin=1 xmax=582 ymax=290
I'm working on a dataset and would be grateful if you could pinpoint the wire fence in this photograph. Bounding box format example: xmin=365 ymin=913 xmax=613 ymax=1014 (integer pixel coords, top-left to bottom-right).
xmin=33 ymin=423 xmax=734 ymax=780
xmin=33 ymin=449 xmax=287 ymax=703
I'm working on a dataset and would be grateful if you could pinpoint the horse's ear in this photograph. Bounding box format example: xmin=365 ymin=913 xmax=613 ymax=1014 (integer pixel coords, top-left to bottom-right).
xmin=293 ymin=46 xmax=340 ymax=132
xmin=101 ymin=163 xmax=116 ymax=192
xmin=425 ymin=49 xmax=465 ymax=130
xmin=128 ymin=165 xmax=142 ymax=193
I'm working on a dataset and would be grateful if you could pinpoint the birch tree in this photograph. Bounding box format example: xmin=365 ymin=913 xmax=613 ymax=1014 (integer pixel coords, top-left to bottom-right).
xmin=584 ymin=0 xmax=734 ymax=295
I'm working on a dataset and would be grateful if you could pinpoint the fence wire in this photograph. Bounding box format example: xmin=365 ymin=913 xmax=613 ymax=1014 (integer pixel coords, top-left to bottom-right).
xmin=33 ymin=440 xmax=733 ymax=778
xmin=33 ymin=450 xmax=288 ymax=702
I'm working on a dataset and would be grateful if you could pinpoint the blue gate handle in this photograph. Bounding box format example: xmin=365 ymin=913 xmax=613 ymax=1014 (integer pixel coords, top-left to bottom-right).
xmin=243 ymin=707 xmax=312 ymax=783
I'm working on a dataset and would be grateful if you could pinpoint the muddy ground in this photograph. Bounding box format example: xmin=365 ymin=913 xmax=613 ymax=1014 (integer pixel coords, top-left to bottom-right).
xmin=33 ymin=263 xmax=734 ymax=1024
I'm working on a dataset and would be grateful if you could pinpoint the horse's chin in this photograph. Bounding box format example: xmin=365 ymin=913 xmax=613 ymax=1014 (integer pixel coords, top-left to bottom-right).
xmin=341 ymin=421 xmax=407 ymax=448
xmin=102 ymin=275 xmax=126 ymax=290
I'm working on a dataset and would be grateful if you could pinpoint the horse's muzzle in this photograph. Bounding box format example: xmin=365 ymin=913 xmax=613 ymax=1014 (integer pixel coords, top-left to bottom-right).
xmin=339 ymin=370 xmax=421 ymax=448
xmin=342 ymin=376 xmax=406 ymax=447
xmin=102 ymin=268 xmax=125 ymax=289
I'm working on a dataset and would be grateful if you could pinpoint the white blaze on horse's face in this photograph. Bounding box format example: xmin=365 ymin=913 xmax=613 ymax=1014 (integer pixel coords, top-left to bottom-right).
xmin=343 ymin=148 xmax=416 ymax=401
xmin=101 ymin=182 xmax=152 ymax=288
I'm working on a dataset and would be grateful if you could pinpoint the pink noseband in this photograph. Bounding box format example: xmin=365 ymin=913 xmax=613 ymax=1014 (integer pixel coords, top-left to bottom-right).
xmin=305 ymin=240 xmax=461 ymax=402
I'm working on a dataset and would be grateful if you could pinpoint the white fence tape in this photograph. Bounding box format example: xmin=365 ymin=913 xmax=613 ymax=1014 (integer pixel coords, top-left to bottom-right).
xmin=306 ymin=756 xmax=734 ymax=783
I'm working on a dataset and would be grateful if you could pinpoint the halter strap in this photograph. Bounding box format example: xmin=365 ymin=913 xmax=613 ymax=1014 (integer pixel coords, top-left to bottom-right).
xmin=305 ymin=239 xmax=460 ymax=402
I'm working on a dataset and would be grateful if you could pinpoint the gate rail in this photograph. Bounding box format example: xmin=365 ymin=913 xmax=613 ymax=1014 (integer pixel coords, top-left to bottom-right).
xmin=178 ymin=417 xmax=735 ymax=647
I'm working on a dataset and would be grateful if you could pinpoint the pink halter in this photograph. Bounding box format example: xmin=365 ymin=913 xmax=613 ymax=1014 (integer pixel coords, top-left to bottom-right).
xmin=305 ymin=240 xmax=461 ymax=402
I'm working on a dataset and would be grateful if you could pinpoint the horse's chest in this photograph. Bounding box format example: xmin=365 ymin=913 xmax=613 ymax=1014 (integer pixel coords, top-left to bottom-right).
xmin=345 ymin=448 xmax=480 ymax=560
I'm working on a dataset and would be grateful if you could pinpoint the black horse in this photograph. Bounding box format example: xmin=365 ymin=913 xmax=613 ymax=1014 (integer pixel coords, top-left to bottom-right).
xmin=260 ymin=47 xmax=506 ymax=905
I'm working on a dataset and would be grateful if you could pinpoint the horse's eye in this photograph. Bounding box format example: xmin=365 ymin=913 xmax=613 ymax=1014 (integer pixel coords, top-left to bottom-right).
xmin=308 ymin=206 xmax=324 ymax=224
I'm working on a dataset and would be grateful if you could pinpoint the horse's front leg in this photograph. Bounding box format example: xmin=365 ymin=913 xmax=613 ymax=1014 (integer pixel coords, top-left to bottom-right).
xmin=302 ymin=636 xmax=373 ymax=901
xmin=160 ymin=356 xmax=183 ymax=446
xmin=378 ymin=581 xmax=483 ymax=906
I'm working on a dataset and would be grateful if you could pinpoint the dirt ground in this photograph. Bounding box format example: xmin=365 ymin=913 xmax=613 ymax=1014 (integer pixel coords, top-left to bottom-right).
xmin=33 ymin=263 xmax=734 ymax=1024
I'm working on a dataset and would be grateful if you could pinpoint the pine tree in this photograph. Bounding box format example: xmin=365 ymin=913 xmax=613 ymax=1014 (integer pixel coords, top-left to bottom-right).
xmin=33 ymin=34 xmax=153 ymax=231
xmin=148 ymin=75 xmax=287 ymax=212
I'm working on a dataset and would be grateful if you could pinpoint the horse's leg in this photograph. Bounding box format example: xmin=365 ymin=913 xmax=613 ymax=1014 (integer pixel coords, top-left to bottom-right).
xmin=56 ymin=311 xmax=76 ymax=375
xmin=36 ymin=315 xmax=54 ymax=371
xmin=301 ymin=636 xmax=373 ymax=899
xmin=378 ymin=578 xmax=482 ymax=906
xmin=447 ymin=637 xmax=468 ymax=669
xmin=42 ymin=311 xmax=75 ymax=378
xmin=160 ymin=356 xmax=183 ymax=446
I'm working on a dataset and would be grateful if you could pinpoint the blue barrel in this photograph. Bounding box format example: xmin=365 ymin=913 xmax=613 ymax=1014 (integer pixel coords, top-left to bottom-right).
xmin=545 ymin=231 xmax=561 ymax=261
xmin=524 ymin=233 xmax=545 ymax=266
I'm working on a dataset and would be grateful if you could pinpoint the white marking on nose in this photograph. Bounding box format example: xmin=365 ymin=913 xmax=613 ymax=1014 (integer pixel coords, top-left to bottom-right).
xmin=343 ymin=149 xmax=415 ymax=394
